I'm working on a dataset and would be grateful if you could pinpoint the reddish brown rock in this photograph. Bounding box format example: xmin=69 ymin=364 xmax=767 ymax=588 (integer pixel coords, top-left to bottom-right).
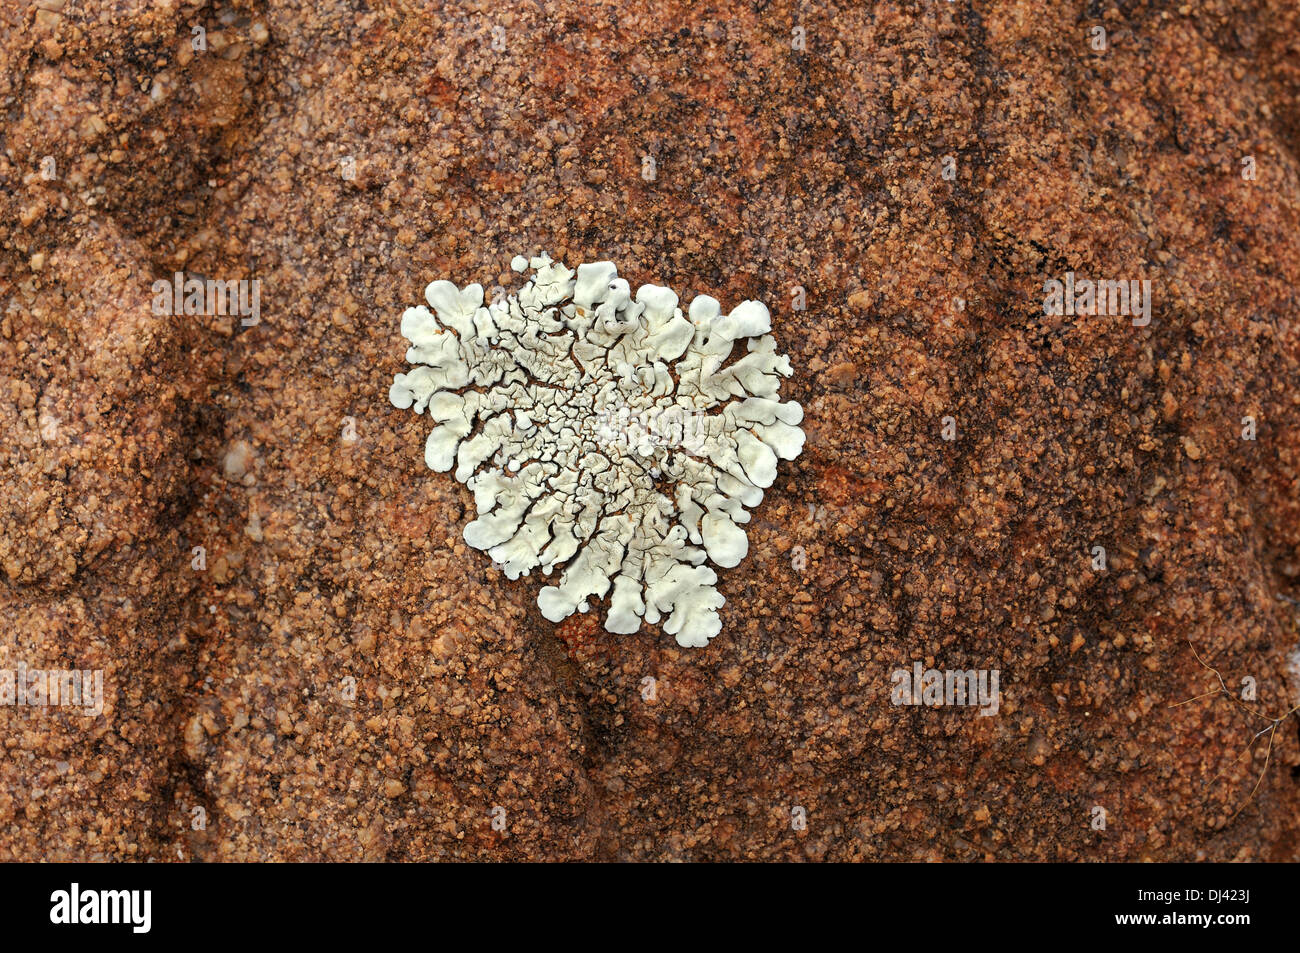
xmin=1 ymin=0 xmax=1299 ymax=861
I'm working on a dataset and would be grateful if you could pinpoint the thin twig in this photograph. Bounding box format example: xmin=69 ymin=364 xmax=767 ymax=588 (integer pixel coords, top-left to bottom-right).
xmin=1172 ymin=639 xmax=1300 ymax=820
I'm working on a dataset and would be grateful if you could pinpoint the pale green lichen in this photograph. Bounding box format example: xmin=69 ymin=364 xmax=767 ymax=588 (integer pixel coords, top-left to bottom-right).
xmin=389 ymin=255 xmax=804 ymax=647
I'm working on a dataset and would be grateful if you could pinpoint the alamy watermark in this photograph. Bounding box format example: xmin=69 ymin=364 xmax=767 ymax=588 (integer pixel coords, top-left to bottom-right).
xmin=1 ymin=663 xmax=103 ymax=716
xmin=151 ymin=272 xmax=261 ymax=326
xmin=891 ymin=662 xmax=1000 ymax=716
xmin=589 ymin=404 xmax=711 ymax=455
xmin=1043 ymin=271 xmax=1151 ymax=326
xmin=50 ymin=883 xmax=150 ymax=933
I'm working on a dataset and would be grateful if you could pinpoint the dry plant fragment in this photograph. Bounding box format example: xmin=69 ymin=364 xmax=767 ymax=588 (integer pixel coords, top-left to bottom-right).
xmin=389 ymin=254 xmax=805 ymax=647
xmin=1170 ymin=640 xmax=1300 ymax=821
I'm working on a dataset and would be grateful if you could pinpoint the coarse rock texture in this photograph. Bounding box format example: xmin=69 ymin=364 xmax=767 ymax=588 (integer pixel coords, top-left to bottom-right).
xmin=1 ymin=0 xmax=1299 ymax=861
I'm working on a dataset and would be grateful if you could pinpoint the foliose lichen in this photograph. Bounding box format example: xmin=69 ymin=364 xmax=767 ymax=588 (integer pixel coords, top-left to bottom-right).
xmin=389 ymin=254 xmax=805 ymax=647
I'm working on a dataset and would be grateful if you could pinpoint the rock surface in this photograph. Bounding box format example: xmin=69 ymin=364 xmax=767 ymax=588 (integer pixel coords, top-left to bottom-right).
xmin=1 ymin=0 xmax=1299 ymax=860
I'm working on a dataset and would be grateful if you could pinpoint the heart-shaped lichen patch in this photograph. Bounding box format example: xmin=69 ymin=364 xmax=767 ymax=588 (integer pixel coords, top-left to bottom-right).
xmin=389 ymin=254 xmax=805 ymax=647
